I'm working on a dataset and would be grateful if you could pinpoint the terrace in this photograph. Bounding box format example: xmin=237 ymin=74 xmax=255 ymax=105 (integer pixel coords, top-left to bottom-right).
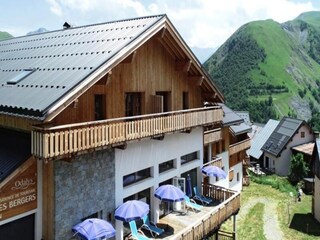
xmin=138 ymin=184 xmax=240 ymax=240
xmin=32 ymin=106 xmax=223 ymax=160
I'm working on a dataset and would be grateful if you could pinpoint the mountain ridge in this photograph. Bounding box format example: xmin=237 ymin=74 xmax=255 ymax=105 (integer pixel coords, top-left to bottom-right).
xmin=204 ymin=11 xmax=320 ymax=125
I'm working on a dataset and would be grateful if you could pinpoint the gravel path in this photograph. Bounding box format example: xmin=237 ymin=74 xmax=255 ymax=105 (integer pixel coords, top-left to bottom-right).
xmin=238 ymin=197 xmax=284 ymax=240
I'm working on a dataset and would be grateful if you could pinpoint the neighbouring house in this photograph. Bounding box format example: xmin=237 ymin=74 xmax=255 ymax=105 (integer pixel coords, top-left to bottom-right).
xmin=312 ymin=138 xmax=320 ymax=223
xmin=203 ymin=103 xmax=251 ymax=191
xmin=248 ymin=119 xmax=279 ymax=164
xmin=261 ymin=117 xmax=314 ymax=176
xmin=0 ymin=15 xmax=243 ymax=240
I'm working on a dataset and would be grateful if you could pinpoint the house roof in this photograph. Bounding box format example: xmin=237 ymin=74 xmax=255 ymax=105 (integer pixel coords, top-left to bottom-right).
xmin=230 ymin=122 xmax=252 ymax=136
xmin=0 ymin=128 xmax=31 ymax=182
xmin=235 ymin=111 xmax=251 ymax=125
xmin=218 ymin=103 xmax=244 ymax=127
xmin=261 ymin=117 xmax=305 ymax=157
xmin=248 ymin=119 xmax=279 ymax=159
xmin=292 ymin=142 xmax=315 ymax=156
xmin=0 ymin=15 xmax=223 ymax=122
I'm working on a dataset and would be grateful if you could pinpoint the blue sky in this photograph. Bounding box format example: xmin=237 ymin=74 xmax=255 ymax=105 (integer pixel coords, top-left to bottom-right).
xmin=1 ymin=0 xmax=320 ymax=50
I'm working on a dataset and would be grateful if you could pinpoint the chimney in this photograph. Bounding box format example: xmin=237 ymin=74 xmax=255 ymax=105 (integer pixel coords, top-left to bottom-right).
xmin=63 ymin=22 xmax=71 ymax=29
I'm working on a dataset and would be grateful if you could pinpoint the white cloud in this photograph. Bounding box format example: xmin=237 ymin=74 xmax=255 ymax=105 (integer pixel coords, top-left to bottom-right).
xmin=46 ymin=0 xmax=63 ymax=17
xmin=45 ymin=0 xmax=319 ymax=48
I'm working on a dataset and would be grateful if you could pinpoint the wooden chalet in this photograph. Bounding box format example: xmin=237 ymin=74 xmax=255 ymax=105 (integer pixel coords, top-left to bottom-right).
xmin=0 ymin=15 xmax=244 ymax=240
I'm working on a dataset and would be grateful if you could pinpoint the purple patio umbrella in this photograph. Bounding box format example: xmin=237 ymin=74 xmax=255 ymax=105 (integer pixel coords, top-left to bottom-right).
xmin=154 ymin=184 xmax=185 ymax=202
xmin=115 ymin=200 xmax=149 ymax=222
xmin=201 ymin=165 xmax=227 ymax=179
xmin=72 ymin=218 xmax=115 ymax=240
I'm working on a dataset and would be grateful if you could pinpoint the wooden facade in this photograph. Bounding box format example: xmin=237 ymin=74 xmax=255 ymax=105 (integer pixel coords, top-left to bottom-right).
xmin=52 ymin=36 xmax=208 ymax=126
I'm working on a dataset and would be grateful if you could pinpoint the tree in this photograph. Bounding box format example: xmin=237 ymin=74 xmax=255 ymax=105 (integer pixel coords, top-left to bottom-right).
xmin=288 ymin=153 xmax=309 ymax=184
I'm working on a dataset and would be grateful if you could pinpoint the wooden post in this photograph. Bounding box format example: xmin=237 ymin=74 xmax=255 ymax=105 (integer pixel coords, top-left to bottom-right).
xmin=233 ymin=214 xmax=237 ymax=240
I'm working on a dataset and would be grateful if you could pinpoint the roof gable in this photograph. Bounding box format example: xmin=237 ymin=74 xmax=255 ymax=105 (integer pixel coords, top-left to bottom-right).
xmin=261 ymin=117 xmax=304 ymax=157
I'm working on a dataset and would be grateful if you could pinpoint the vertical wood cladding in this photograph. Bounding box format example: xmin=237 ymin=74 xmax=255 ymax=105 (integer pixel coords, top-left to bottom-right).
xmin=53 ymin=36 xmax=203 ymax=125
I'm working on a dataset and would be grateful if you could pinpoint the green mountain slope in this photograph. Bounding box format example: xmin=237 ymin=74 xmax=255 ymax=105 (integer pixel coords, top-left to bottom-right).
xmin=0 ymin=31 xmax=12 ymax=40
xmin=204 ymin=11 xmax=320 ymax=123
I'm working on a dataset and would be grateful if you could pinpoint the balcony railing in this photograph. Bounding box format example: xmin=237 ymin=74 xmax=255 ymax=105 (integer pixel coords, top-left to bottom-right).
xmin=32 ymin=107 xmax=223 ymax=159
xmin=204 ymin=156 xmax=222 ymax=168
xmin=159 ymin=183 xmax=240 ymax=239
xmin=229 ymin=138 xmax=251 ymax=156
xmin=204 ymin=128 xmax=222 ymax=145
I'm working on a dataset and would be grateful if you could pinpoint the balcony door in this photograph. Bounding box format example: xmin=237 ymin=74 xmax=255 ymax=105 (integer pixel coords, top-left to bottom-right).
xmin=125 ymin=92 xmax=142 ymax=117
xmin=155 ymin=91 xmax=171 ymax=112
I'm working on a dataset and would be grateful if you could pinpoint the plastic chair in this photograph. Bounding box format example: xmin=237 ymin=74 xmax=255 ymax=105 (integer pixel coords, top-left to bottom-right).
xmin=193 ymin=187 xmax=213 ymax=205
xmin=141 ymin=215 xmax=164 ymax=237
xmin=128 ymin=220 xmax=150 ymax=240
xmin=184 ymin=196 xmax=202 ymax=212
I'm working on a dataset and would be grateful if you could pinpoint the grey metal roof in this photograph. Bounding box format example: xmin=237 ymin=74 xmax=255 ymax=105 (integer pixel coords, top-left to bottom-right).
xmin=235 ymin=111 xmax=251 ymax=125
xmin=248 ymin=119 xmax=279 ymax=159
xmin=0 ymin=15 xmax=165 ymax=120
xmin=230 ymin=122 xmax=252 ymax=135
xmin=218 ymin=103 xmax=244 ymax=126
xmin=0 ymin=128 xmax=31 ymax=182
xmin=261 ymin=117 xmax=304 ymax=157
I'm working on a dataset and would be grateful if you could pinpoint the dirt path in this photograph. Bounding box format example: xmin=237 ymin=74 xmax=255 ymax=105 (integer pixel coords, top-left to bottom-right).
xmin=238 ymin=197 xmax=284 ymax=240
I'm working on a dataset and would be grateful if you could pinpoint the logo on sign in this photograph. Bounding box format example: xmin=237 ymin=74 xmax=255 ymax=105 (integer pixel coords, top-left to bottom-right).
xmin=11 ymin=178 xmax=35 ymax=190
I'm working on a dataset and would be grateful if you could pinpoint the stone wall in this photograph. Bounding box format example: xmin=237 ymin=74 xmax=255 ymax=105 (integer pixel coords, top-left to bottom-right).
xmin=54 ymin=148 xmax=115 ymax=239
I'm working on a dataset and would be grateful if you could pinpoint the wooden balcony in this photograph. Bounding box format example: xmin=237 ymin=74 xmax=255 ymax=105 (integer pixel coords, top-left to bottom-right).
xmin=157 ymin=184 xmax=240 ymax=239
xmin=204 ymin=128 xmax=222 ymax=145
xmin=32 ymin=107 xmax=223 ymax=159
xmin=229 ymin=138 xmax=251 ymax=156
xmin=204 ymin=156 xmax=222 ymax=168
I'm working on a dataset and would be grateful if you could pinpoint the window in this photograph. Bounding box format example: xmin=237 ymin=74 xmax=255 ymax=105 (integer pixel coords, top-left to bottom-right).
xmin=81 ymin=211 xmax=102 ymax=221
xmin=159 ymin=159 xmax=175 ymax=173
xmin=7 ymin=69 xmax=36 ymax=85
xmin=125 ymin=92 xmax=142 ymax=117
xmin=123 ymin=168 xmax=151 ymax=187
xmin=181 ymin=151 xmax=198 ymax=165
xmin=94 ymin=94 xmax=105 ymax=120
xmin=301 ymin=131 xmax=305 ymax=138
xmin=237 ymin=172 xmax=240 ymax=181
xmin=229 ymin=169 xmax=234 ymax=182
xmin=183 ymin=92 xmax=189 ymax=110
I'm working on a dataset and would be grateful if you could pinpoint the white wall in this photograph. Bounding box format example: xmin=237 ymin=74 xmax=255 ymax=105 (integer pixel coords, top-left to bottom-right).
xmin=229 ymin=162 xmax=243 ymax=192
xmin=114 ymin=128 xmax=204 ymax=239
xmin=314 ymin=175 xmax=320 ymax=223
xmin=211 ymin=151 xmax=229 ymax=189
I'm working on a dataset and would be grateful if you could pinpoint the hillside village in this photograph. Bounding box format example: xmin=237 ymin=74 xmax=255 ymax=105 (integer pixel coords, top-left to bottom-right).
xmin=0 ymin=12 xmax=320 ymax=240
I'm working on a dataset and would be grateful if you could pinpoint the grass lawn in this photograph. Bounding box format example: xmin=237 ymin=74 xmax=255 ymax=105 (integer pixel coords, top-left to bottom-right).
xmin=220 ymin=176 xmax=320 ymax=240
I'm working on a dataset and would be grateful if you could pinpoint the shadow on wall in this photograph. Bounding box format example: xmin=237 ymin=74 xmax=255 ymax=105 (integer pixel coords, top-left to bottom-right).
xmin=289 ymin=213 xmax=320 ymax=236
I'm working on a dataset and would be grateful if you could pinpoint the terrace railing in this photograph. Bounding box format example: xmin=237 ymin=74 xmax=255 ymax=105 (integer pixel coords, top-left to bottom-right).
xmin=204 ymin=128 xmax=222 ymax=145
xmin=178 ymin=184 xmax=240 ymax=240
xmin=229 ymin=138 xmax=251 ymax=156
xmin=32 ymin=107 xmax=223 ymax=159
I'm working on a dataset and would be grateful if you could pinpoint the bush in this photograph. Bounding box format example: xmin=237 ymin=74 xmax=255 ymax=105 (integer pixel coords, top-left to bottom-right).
xmin=250 ymin=174 xmax=296 ymax=193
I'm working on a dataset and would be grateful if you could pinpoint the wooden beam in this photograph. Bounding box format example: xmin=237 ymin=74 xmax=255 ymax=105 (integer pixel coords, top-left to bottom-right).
xmin=95 ymin=71 xmax=112 ymax=85
xmin=121 ymin=51 xmax=137 ymax=64
xmin=188 ymin=76 xmax=204 ymax=86
xmin=156 ymin=27 xmax=167 ymax=39
xmin=175 ymin=60 xmax=192 ymax=72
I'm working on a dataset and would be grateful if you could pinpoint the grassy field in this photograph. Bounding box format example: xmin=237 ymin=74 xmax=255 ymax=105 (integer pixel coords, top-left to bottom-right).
xmin=220 ymin=176 xmax=320 ymax=240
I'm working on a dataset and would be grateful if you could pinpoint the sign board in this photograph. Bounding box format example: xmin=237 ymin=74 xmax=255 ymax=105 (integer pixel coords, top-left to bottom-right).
xmin=0 ymin=157 xmax=37 ymax=221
